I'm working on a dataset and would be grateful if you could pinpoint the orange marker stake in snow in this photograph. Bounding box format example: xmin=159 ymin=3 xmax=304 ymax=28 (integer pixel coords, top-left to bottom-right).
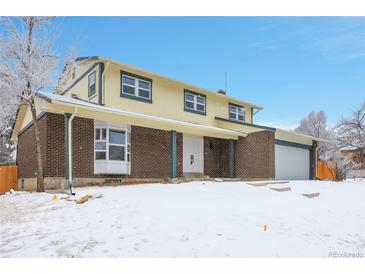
xmin=264 ymin=224 xmax=267 ymax=232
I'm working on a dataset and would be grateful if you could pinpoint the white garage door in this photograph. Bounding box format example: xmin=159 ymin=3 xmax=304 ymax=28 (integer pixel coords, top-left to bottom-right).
xmin=275 ymin=144 xmax=310 ymax=180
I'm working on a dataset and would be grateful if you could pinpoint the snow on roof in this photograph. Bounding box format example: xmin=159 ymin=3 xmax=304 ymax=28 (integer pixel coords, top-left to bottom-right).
xmin=36 ymin=92 xmax=247 ymax=137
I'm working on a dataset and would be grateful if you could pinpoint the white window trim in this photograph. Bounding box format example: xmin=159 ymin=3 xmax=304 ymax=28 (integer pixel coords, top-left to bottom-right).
xmin=122 ymin=74 xmax=152 ymax=100
xmin=94 ymin=127 xmax=129 ymax=162
xmin=88 ymin=71 xmax=96 ymax=98
xmin=94 ymin=121 xmax=131 ymax=175
xmin=229 ymin=104 xmax=245 ymax=122
xmin=95 ymin=128 xmax=107 ymax=160
xmin=185 ymin=91 xmax=206 ymax=113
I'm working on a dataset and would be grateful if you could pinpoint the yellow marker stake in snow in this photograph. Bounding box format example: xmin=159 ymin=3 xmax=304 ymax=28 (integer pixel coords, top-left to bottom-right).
xmin=264 ymin=224 xmax=267 ymax=232
xmin=52 ymin=195 xmax=58 ymax=200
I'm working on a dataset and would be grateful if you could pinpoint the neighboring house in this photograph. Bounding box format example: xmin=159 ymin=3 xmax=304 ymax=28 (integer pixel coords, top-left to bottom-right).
xmin=11 ymin=56 xmax=326 ymax=190
xmin=341 ymin=148 xmax=365 ymax=178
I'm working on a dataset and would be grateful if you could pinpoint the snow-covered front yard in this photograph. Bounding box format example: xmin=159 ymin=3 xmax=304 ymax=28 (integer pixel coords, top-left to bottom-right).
xmin=1 ymin=180 xmax=364 ymax=258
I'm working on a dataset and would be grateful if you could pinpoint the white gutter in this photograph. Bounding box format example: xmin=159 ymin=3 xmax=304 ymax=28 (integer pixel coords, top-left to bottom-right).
xmin=276 ymin=128 xmax=330 ymax=143
xmin=67 ymin=107 xmax=78 ymax=195
xmin=48 ymin=97 xmax=247 ymax=138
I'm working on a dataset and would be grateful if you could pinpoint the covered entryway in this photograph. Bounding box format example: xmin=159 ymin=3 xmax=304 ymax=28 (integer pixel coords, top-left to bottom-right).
xmin=275 ymin=143 xmax=310 ymax=180
xmin=183 ymin=134 xmax=204 ymax=175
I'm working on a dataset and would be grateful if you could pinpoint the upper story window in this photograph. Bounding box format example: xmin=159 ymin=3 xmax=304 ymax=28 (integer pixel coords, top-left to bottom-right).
xmin=88 ymin=71 xmax=96 ymax=98
xmin=121 ymin=72 xmax=152 ymax=103
xmin=184 ymin=89 xmax=206 ymax=115
xmin=229 ymin=103 xmax=245 ymax=122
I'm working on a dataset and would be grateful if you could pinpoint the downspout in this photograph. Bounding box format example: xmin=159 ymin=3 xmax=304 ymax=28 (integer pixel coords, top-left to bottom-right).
xmin=101 ymin=61 xmax=110 ymax=105
xmin=253 ymin=108 xmax=262 ymax=115
xmin=252 ymin=107 xmax=262 ymax=124
xmin=67 ymin=107 xmax=78 ymax=195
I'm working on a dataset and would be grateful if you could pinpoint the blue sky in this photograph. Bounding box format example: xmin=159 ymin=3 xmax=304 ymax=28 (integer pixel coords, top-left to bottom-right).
xmin=53 ymin=16 xmax=365 ymax=129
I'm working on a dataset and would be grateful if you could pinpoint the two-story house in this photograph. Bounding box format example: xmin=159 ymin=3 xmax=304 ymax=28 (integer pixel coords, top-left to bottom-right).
xmin=11 ymin=56 xmax=326 ymax=190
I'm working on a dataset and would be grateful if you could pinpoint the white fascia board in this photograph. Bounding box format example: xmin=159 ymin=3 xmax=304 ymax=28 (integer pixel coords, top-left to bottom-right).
xmin=276 ymin=128 xmax=331 ymax=143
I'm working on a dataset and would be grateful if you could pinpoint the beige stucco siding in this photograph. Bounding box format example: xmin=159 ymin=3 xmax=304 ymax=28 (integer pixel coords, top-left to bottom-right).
xmin=104 ymin=63 xmax=253 ymax=129
xmin=57 ymin=61 xmax=100 ymax=104
xmin=11 ymin=97 xmax=44 ymax=142
xmin=52 ymin=60 xmax=257 ymax=132
xmin=215 ymin=119 xmax=263 ymax=134
xmin=19 ymin=97 xmax=43 ymax=130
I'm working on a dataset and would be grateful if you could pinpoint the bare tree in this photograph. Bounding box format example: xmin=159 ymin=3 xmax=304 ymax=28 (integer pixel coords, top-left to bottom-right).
xmin=335 ymin=101 xmax=365 ymax=150
xmin=0 ymin=17 xmax=77 ymax=192
xmin=0 ymin=135 xmax=15 ymax=165
xmin=295 ymin=110 xmax=334 ymax=161
xmin=328 ymin=152 xmax=361 ymax=181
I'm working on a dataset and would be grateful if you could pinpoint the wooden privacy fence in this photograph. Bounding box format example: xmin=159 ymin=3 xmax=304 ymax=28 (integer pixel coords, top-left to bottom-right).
xmin=0 ymin=166 xmax=18 ymax=193
xmin=317 ymin=161 xmax=336 ymax=180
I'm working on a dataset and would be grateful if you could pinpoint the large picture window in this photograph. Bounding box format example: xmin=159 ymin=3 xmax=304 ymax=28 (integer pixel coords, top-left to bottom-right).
xmin=94 ymin=127 xmax=129 ymax=162
xmin=108 ymin=129 xmax=125 ymax=161
xmin=121 ymin=72 xmax=152 ymax=102
xmin=184 ymin=90 xmax=206 ymax=115
xmin=229 ymin=103 xmax=245 ymax=122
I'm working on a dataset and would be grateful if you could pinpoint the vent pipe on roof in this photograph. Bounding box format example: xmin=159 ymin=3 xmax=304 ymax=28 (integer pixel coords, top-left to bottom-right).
xmin=218 ymin=72 xmax=228 ymax=95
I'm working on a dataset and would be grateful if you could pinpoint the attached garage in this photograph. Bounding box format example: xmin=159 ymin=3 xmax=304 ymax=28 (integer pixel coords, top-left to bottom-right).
xmin=275 ymin=141 xmax=311 ymax=180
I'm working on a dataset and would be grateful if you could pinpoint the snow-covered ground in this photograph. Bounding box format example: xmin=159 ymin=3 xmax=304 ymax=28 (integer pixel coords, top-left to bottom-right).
xmin=0 ymin=180 xmax=364 ymax=258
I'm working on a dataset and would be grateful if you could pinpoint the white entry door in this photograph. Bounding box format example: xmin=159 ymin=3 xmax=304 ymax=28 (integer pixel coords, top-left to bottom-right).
xmin=183 ymin=134 xmax=204 ymax=173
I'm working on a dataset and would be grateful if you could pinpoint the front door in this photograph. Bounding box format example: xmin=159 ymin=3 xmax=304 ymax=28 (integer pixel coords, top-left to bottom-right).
xmin=183 ymin=134 xmax=204 ymax=173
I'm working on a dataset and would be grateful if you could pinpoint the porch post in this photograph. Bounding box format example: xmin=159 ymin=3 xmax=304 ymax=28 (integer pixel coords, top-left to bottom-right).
xmin=229 ymin=139 xmax=235 ymax=178
xmin=310 ymin=140 xmax=318 ymax=180
xmin=170 ymin=130 xmax=177 ymax=178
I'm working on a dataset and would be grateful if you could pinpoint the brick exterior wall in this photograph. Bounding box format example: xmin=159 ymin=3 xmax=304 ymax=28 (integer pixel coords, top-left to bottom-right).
xmin=130 ymin=125 xmax=172 ymax=178
xmin=71 ymin=116 xmax=95 ymax=178
xmin=235 ymin=131 xmax=275 ymax=179
xmin=204 ymin=137 xmax=230 ymax=178
xmin=18 ymin=112 xmax=182 ymax=180
xmin=17 ymin=113 xmax=48 ymax=178
xmin=17 ymin=112 xmax=276 ymax=182
xmin=46 ymin=113 xmax=65 ymax=177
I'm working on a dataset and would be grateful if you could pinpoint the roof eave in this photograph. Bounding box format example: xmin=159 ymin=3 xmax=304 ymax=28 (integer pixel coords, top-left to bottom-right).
xmin=276 ymin=128 xmax=331 ymax=143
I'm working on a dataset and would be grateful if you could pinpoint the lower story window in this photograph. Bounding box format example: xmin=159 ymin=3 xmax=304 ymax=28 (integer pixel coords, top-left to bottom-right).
xmin=95 ymin=128 xmax=106 ymax=160
xmin=94 ymin=127 xmax=129 ymax=162
xmin=108 ymin=129 xmax=125 ymax=161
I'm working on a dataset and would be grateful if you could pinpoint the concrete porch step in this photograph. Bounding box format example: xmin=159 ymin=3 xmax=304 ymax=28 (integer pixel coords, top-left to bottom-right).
xmin=214 ymin=178 xmax=243 ymax=182
xmin=182 ymin=172 xmax=208 ymax=179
